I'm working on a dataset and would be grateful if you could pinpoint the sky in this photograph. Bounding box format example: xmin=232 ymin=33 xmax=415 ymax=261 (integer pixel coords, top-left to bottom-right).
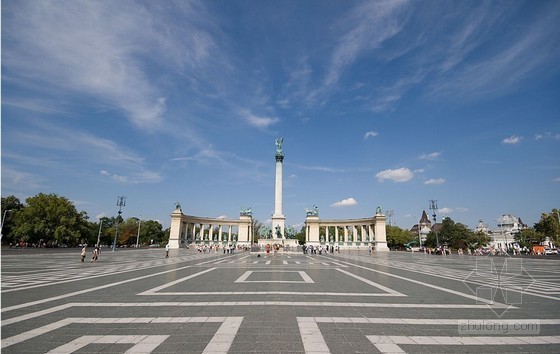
xmin=2 ymin=0 xmax=560 ymax=232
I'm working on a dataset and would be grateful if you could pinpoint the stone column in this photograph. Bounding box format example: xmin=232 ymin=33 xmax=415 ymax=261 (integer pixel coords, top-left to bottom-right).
xmin=272 ymin=141 xmax=285 ymax=239
xmin=374 ymin=212 xmax=389 ymax=251
xmin=169 ymin=207 xmax=183 ymax=249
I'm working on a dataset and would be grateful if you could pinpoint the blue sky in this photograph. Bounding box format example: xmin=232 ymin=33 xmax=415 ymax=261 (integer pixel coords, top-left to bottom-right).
xmin=2 ymin=0 xmax=559 ymax=231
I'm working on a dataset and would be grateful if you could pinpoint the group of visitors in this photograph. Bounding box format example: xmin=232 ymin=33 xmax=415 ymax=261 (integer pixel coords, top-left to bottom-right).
xmin=302 ymin=244 xmax=339 ymax=255
xmin=80 ymin=245 xmax=100 ymax=262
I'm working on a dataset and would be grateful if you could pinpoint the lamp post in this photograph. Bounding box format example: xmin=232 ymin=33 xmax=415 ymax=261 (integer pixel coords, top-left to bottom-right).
xmin=112 ymin=196 xmax=126 ymax=251
xmin=136 ymin=217 xmax=141 ymax=248
xmin=96 ymin=219 xmax=103 ymax=247
xmin=1 ymin=209 xmax=12 ymax=240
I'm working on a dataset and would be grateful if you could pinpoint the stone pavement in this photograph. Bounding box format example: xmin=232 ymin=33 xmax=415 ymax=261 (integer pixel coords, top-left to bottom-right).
xmin=1 ymin=247 xmax=560 ymax=353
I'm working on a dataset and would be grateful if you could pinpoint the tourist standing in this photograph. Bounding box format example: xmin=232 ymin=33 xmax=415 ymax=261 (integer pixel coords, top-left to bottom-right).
xmin=80 ymin=246 xmax=86 ymax=262
xmin=91 ymin=246 xmax=100 ymax=262
xmin=165 ymin=243 xmax=170 ymax=258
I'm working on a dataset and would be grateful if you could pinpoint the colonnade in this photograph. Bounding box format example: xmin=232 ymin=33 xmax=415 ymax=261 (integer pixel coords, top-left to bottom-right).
xmin=305 ymin=212 xmax=389 ymax=251
xmin=169 ymin=207 xmax=252 ymax=249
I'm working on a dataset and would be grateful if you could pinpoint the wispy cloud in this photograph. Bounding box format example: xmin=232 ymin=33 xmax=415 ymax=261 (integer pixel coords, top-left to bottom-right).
xmin=307 ymin=0 xmax=409 ymax=104
xmin=376 ymin=167 xmax=414 ymax=182
xmin=535 ymin=132 xmax=560 ymax=141
xmin=239 ymin=109 xmax=280 ymax=129
xmin=419 ymin=152 xmax=441 ymax=160
xmin=364 ymin=131 xmax=379 ymax=139
xmin=502 ymin=135 xmax=522 ymax=145
xmin=3 ymin=1 xmax=221 ymax=129
xmin=439 ymin=207 xmax=453 ymax=214
xmin=331 ymin=197 xmax=358 ymax=207
xmin=428 ymin=2 xmax=560 ymax=100
xmin=424 ymin=178 xmax=445 ymax=185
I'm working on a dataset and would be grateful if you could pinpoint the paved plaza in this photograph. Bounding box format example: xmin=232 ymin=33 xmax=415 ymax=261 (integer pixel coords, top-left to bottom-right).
xmin=1 ymin=247 xmax=560 ymax=353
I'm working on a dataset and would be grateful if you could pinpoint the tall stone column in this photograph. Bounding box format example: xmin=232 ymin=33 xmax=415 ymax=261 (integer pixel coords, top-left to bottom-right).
xmin=272 ymin=138 xmax=285 ymax=239
xmin=169 ymin=207 xmax=183 ymax=249
xmin=373 ymin=211 xmax=389 ymax=251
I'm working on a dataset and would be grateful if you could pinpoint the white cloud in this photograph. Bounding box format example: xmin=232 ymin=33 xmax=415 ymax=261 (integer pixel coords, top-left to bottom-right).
xmin=456 ymin=207 xmax=469 ymax=212
xmin=376 ymin=167 xmax=414 ymax=182
xmin=553 ymin=177 xmax=560 ymax=183
xmin=331 ymin=197 xmax=358 ymax=207
xmin=100 ymin=170 xmax=110 ymax=176
xmin=439 ymin=207 xmax=453 ymax=214
xmin=535 ymin=134 xmax=543 ymax=140
xmin=419 ymin=152 xmax=441 ymax=160
xmin=502 ymin=135 xmax=522 ymax=145
xmin=239 ymin=109 xmax=280 ymax=129
xmin=424 ymin=178 xmax=446 ymax=185
xmin=364 ymin=131 xmax=379 ymax=139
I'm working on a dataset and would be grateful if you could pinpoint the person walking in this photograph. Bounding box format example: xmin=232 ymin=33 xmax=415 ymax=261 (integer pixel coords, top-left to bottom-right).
xmin=80 ymin=245 xmax=87 ymax=262
xmin=165 ymin=243 xmax=170 ymax=258
xmin=91 ymin=245 xmax=100 ymax=262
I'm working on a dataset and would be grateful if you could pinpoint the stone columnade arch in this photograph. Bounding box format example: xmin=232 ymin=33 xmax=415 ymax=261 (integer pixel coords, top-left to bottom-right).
xmin=305 ymin=209 xmax=388 ymax=251
xmin=169 ymin=206 xmax=252 ymax=249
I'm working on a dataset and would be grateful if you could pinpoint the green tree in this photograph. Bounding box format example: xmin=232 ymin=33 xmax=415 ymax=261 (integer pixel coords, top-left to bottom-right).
xmin=141 ymin=220 xmax=165 ymax=245
xmin=386 ymin=225 xmax=415 ymax=248
xmin=295 ymin=225 xmax=306 ymax=245
xmin=534 ymin=209 xmax=560 ymax=244
xmin=11 ymin=193 xmax=90 ymax=246
xmin=1 ymin=195 xmax=25 ymax=244
xmin=514 ymin=229 xmax=543 ymax=249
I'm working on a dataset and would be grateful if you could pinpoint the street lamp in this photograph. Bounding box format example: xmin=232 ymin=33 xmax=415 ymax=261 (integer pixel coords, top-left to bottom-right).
xmin=112 ymin=196 xmax=126 ymax=251
xmin=136 ymin=216 xmax=141 ymax=248
xmin=96 ymin=219 xmax=104 ymax=247
xmin=1 ymin=209 xmax=12 ymax=240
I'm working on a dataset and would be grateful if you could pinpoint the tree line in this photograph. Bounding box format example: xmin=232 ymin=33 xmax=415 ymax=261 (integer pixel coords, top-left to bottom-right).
xmin=385 ymin=209 xmax=559 ymax=251
xmin=1 ymin=193 xmax=168 ymax=247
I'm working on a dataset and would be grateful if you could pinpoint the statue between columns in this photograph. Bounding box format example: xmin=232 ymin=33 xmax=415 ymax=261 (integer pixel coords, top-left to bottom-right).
xmin=240 ymin=206 xmax=252 ymax=217
xmin=306 ymin=205 xmax=319 ymax=217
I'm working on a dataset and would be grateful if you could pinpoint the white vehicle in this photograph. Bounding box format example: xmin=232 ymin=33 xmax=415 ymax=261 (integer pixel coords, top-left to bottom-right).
xmin=544 ymin=248 xmax=558 ymax=255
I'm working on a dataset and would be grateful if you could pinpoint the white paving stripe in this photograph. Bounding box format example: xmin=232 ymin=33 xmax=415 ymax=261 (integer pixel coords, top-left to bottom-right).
xmin=138 ymin=291 xmax=403 ymax=296
xmin=335 ymin=268 xmax=405 ymax=296
xmin=1 ymin=257 xmax=222 ymax=313
xmin=137 ymin=268 xmax=216 ymax=295
xmin=234 ymin=270 xmax=315 ymax=283
xmin=367 ymin=335 xmax=560 ymax=353
xmin=2 ymin=302 xmax=508 ymax=328
xmin=297 ymin=317 xmax=560 ymax=354
xmin=45 ymin=335 xmax=169 ymax=354
xmin=1 ymin=254 xmax=213 ymax=293
xmin=2 ymin=317 xmax=242 ymax=350
xmin=298 ymin=317 xmax=330 ymax=353
xmin=334 ymin=258 xmax=510 ymax=307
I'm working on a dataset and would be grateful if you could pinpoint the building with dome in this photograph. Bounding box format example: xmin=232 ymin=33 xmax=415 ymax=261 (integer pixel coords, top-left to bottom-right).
xmin=490 ymin=214 xmax=528 ymax=250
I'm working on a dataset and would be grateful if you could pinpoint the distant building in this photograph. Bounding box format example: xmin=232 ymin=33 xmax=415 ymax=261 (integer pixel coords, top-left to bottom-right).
xmin=410 ymin=210 xmax=442 ymax=244
xmin=489 ymin=214 xmax=528 ymax=250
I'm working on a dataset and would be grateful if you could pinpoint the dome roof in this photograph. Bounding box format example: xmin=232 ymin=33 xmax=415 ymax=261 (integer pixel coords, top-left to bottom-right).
xmin=497 ymin=214 xmax=518 ymax=226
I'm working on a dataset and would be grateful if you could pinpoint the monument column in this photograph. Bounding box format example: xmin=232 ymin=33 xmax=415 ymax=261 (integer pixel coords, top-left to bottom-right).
xmin=373 ymin=209 xmax=389 ymax=251
xmin=271 ymin=138 xmax=285 ymax=239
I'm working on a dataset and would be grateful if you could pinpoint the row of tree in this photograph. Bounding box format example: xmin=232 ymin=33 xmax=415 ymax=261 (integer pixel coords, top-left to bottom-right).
xmin=1 ymin=194 xmax=168 ymax=247
xmin=386 ymin=209 xmax=559 ymax=250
